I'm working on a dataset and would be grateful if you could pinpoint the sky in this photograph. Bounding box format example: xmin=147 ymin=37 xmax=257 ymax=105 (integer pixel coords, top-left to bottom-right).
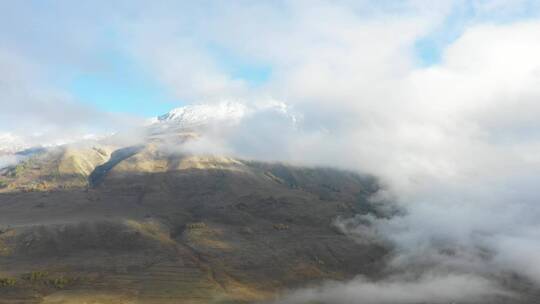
xmin=3 ymin=0 xmax=540 ymax=302
xmin=0 ymin=0 xmax=538 ymax=121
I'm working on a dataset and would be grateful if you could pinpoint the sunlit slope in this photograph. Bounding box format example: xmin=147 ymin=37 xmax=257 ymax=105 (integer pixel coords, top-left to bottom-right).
xmin=0 ymin=146 xmax=114 ymax=192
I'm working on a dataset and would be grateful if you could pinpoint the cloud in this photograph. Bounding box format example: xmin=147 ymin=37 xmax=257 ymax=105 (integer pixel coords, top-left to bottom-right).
xmin=0 ymin=49 xmax=142 ymax=149
xmin=274 ymin=274 xmax=511 ymax=304
xmin=119 ymin=4 xmax=540 ymax=296
xmin=126 ymin=36 xmax=248 ymax=102
xmin=264 ymin=18 xmax=540 ymax=300
xmin=150 ymin=4 xmax=540 ymax=299
xmin=0 ymin=154 xmax=23 ymax=169
xmin=158 ymin=99 xmax=302 ymax=159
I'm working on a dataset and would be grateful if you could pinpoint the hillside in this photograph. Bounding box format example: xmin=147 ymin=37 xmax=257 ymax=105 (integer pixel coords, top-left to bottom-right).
xmin=0 ymin=142 xmax=390 ymax=303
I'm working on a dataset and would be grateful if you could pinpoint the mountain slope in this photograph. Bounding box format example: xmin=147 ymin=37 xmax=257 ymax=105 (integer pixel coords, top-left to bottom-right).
xmin=0 ymin=145 xmax=113 ymax=192
xmin=0 ymin=142 xmax=389 ymax=304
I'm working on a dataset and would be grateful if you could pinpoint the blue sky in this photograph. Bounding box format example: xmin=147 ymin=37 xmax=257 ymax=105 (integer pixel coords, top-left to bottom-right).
xmin=68 ymin=50 xmax=178 ymax=117
xmin=68 ymin=44 xmax=272 ymax=117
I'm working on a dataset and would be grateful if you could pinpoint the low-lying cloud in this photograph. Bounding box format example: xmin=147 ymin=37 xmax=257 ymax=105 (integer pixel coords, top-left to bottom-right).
xmin=274 ymin=274 xmax=512 ymax=304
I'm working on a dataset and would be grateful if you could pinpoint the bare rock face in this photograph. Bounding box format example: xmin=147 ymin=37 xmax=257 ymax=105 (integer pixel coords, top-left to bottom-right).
xmin=0 ymin=143 xmax=391 ymax=303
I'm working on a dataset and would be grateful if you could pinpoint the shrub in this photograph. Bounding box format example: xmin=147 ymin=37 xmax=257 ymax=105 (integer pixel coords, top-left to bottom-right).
xmin=23 ymin=272 xmax=72 ymax=289
xmin=186 ymin=222 xmax=207 ymax=229
xmin=13 ymin=163 xmax=26 ymax=176
xmin=273 ymin=223 xmax=289 ymax=231
xmin=0 ymin=277 xmax=17 ymax=287
xmin=49 ymin=276 xmax=70 ymax=289
xmin=26 ymin=271 xmax=48 ymax=282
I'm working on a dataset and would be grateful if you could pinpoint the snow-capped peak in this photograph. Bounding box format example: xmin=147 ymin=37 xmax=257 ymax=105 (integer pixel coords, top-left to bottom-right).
xmin=148 ymin=100 xmax=297 ymax=131
xmin=156 ymin=101 xmax=247 ymax=127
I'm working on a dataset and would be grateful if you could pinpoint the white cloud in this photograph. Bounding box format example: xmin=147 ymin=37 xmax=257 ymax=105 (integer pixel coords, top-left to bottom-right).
xmin=0 ymin=49 xmax=142 ymax=149
xmin=157 ymin=6 xmax=540 ymax=298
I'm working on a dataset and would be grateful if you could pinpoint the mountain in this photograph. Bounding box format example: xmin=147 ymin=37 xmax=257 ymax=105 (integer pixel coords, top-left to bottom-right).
xmin=153 ymin=101 xmax=247 ymax=126
xmin=1 ymin=104 xmax=535 ymax=304
xmin=0 ymin=103 xmax=394 ymax=303
xmin=146 ymin=100 xmax=296 ymax=137
xmin=0 ymin=140 xmax=392 ymax=303
xmin=0 ymin=133 xmax=107 ymax=160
